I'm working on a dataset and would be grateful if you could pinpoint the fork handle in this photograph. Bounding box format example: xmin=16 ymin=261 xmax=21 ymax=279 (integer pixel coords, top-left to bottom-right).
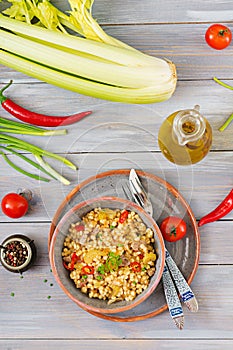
xmin=162 ymin=263 xmax=184 ymax=330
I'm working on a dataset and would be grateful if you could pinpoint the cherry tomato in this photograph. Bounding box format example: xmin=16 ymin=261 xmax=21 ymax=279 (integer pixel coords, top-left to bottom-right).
xmin=205 ymin=24 xmax=232 ymax=50
xmin=1 ymin=193 xmax=28 ymax=219
xmin=160 ymin=216 xmax=187 ymax=242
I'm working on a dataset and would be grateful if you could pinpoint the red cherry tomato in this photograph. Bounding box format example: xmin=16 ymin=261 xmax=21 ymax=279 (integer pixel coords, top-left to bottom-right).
xmin=205 ymin=24 xmax=232 ymax=50
xmin=160 ymin=216 xmax=187 ymax=242
xmin=1 ymin=193 xmax=28 ymax=219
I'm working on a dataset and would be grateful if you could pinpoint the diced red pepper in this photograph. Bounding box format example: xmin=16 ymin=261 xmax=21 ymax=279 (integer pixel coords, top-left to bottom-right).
xmin=63 ymin=261 xmax=73 ymax=271
xmin=75 ymin=224 xmax=85 ymax=232
xmin=70 ymin=252 xmax=79 ymax=270
xmin=119 ymin=210 xmax=129 ymax=223
xmin=63 ymin=252 xmax=79 ymax=271
xmin=138 ymin=254 xmax=144 ymax=260
xmin=130 ymin=261 xmax=141 ymax=273
xmin=81 ymin=265 xmax=94 ymax=275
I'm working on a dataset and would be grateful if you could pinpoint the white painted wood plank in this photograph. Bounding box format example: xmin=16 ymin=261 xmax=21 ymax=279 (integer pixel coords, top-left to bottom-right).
xmin=34 ymin=0 xmax=233 ymax=24
xmin=0 ymin=81 xmax=232 ymax=153
xmin=0 ymin=264 xmax=232 ymax=338
xmin=1 ymin=339 xmax=233 ymax=350
xmin=0 ymin=152 xmax=233 ymax=221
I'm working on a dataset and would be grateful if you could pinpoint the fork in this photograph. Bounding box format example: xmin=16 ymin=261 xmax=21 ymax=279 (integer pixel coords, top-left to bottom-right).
xmin=123 ymin=169 xmax=198 ymax=327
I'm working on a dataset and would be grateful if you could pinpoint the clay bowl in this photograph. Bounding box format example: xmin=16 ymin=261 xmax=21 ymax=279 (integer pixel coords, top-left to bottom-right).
xmin=49 ymin=196 xmax=165 ymax=314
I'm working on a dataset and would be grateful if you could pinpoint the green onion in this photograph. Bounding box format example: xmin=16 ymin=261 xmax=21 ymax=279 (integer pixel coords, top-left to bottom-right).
xmin=0 ymin=117 xmax=66 ymax=136
xmin=0 ymin=0 xmax=177 ymax=104
xmin=1 ymin=147 xmax=57 ymax=179
xmin=214 ymin=77 xmax=233 ymax=131
xmin=34 ymin=154 xmax=71 ymax=185
xmin=0 ymin=150 xmax=50 ymax=182
xmin=0 ymin=132 xmax=76 ymax=184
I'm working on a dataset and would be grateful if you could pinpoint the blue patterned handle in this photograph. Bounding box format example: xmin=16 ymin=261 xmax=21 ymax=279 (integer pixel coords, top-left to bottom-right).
xmin=165 ymin=249 xmax=198 ymax=312
xmin=162 ymin=264 xmax=184 ymax=329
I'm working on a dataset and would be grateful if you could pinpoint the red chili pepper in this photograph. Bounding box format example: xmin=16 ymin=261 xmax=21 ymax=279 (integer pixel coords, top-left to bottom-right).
xmin=198 ymin=189 xmax=233 ymax=227
xmin=0 ymin=81 xmax=92 ymax=127
xmin=119 ymin=210 xmax=129 ymax=224
xmin=130 ymin=261 xmax=141 ymax=273
xmin=81 ymin=265 xmax=94 ymax=275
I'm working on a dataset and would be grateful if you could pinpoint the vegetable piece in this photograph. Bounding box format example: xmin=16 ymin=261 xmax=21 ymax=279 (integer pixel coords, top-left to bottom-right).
xmin=75 ymin=224 xmax=85 ymax=232
xmin=198 ymin=189 xmax=233 ymax=226
xmin=213 ymin=77 xmax=233 ymax=131
xmin=205 ymin=24 xmax=232 ymax=50
xmin=0 ymin=116 xmax=66 ymax=136
xmin=1 ymin=192 xmax=28 ymax=218
xmin=70 ymin=252 xmax=79 ymax=270
xmin=81 ymin=265 xmax=94 ymax=275
xmin=63 ymin=261 xmax=73 ymax=271
xmin=0 ymin=150 xmax=50 ymax=182
xmin=0 ymin=4 xmax=177 ymax=104
xmin=160 ymin=216 xmax=187 ymax=242
xmin=143 ymin=252 xmax=156 ymax=265
xmin=119 ymin=210 xmax=129 ymax=223
xmin=0 ymin=133 xmax=76 ymax=184
xmin=218 ymin=113 xmax=233 ymax=132
xmin=97 ymin=265 xmax=105 ymax=275
xmin=0 ymin=80 xmax=92 ymax=127
xmin=130 ymin=261 xmax=141 ymax=273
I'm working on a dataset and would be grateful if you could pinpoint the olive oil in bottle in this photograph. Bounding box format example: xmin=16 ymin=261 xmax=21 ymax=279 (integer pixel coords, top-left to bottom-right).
xmin=158 ymin=105 xmax=212 ymax=165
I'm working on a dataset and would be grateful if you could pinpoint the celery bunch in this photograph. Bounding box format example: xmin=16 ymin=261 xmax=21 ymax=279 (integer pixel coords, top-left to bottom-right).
xmin=0 ymin=0 xmax=177 ymax=104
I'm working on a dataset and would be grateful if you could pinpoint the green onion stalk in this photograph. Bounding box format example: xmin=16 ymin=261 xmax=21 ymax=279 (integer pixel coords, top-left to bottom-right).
xmin=0 ymin=118 xmax=77 ymax=184
xmin=214 ymin=77 xmax=233 ymax=131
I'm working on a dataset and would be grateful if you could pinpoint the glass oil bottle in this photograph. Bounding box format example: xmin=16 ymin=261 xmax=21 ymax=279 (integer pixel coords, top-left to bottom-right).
xmin=158 ymin=105 xmax=212 ymax=165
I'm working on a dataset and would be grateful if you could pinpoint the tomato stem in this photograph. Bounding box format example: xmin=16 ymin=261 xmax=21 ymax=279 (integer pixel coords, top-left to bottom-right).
xmin=219 ymin=29 xmax=228 ymax=36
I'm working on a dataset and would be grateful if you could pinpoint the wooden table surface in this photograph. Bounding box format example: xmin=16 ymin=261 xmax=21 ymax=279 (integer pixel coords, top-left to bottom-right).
xmin=1 ymin=1 xmax=233 ymax=348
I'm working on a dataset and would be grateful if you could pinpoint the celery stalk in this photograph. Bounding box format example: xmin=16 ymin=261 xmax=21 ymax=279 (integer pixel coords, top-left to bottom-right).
xmin=0 ymin=50 xmax=176 ymax=104
xmin=0 ymin=15 xmax=154 ymax=67
xmin=0 ymin=29 xmax=168 ymax=89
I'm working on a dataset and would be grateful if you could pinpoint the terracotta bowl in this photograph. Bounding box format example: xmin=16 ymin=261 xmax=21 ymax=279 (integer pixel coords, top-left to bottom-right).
xmin=49 ymin=196 xmax=165 ymax=314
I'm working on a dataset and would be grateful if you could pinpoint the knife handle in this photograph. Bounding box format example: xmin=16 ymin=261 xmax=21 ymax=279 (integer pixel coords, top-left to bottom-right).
xmin=165 ymin=249 xmax=198 ymax=312
xmin=162 ymin=264 xmax=184 ymax=330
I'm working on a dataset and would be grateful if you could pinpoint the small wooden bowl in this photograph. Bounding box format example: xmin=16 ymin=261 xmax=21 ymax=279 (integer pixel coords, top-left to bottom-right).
xmin=49 ymin=196 xmax=165 ymax=314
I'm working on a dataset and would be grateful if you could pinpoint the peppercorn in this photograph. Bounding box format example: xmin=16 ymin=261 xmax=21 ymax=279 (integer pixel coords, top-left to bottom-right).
xmin=4 ymin=240 xmax=28 ymax=267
